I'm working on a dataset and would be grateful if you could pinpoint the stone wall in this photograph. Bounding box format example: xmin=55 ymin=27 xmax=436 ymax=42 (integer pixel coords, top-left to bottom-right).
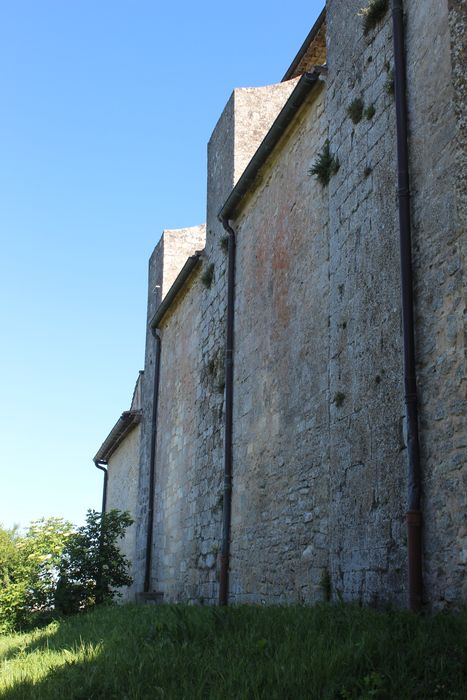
xmin=134 ymin=225 xmax=206 ymax=592
xmin=152 ymin=272 xmax=204 ymax=600
xmin=141 ymin=78 xmax=304 ymax=604
xmin=405 ymin=0 xmax=466 ymax=607
xmin=325 ymin=0 xmax=406 ymax=606
xmin=127 ymin=0 xmax=465 ymax=608
xmin=106 ymin=424 xmax=141 ymax=601
xmin=229 ymin=82 xmax=329 ymax=603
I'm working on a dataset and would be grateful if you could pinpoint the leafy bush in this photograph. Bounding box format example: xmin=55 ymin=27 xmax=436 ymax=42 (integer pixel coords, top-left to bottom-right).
xmin=0 ymin=510 xmax=133 ymax=630
xmin=55 ymin=509 xmax=133 ymax=615
xmin=0 ymin=518 xmax=73 ymax=631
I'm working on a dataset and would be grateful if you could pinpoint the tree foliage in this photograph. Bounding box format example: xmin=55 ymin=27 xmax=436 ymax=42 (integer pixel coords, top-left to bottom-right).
xmin=0 ymin=518 xmax=73 ymax=631
xmin=0 ymin=510 xmax=133 ymax=631
xmin=55 ymin=510 xmax=133 ymax=615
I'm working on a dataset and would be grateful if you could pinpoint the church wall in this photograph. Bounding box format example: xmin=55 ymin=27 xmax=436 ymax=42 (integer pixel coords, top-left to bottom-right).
xmin=151 ymin=274 xmax=205 ymax=601
xmin=325 ymin=0 xmax=406 ymax=606
xmin=134 ymin=225 xmax=205 ymax=593
xmin=405 ymin=0 xmax=466 ymax=607
xmin=128 ymin=1 xmax=465 ymax=608
xmin=228 ymin=83 xmax=329 ymax=603
xmin=105 ymin=424 xmax=141 ymax=601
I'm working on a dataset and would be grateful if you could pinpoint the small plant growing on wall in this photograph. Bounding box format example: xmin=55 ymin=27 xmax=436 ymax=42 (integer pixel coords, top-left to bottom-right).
xmin=385 ymin=67 xmax=395 ymax=96
xmin=201 ymin=263 xmax=215 ymax=289
xmin=359 ymin=0 xmax=389 ymax=35
xmin=308 ymin=140 xmax=340 ymax=186
xmin=333 ymin=392 xmax=346 ymax=408
xmin=365 ymin=103 xmax=376 ymax=120
xmin=220 ymin=236 xmax=229 ymax=254
xmin=347 ymin=98 xmax=364 ymax=124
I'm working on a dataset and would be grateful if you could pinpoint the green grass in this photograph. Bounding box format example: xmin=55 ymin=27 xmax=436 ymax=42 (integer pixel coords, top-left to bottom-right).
xmin=1 ymin=603 xmax=466 ymax=699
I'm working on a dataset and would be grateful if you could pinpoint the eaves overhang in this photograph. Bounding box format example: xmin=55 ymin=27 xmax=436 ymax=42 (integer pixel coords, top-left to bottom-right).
xmin=149 ymin=251 xmax=203 ymax=330
xmin=282 ymin=7 xmax=326 ymax=81
xmin=94 ymin=409 xmax=142 ymax=465
xmin=218 ymin=69 xmax=323 ymax=223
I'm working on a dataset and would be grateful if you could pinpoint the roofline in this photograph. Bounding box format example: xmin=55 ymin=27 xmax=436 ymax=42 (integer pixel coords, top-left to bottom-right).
xmin=218 ymin=69 xmax=323 ymax=223
xmin=94 ymin=409 xmax=142 ymax=465
xmin=149 ymin=251 xmax=203 ymax=330
xmin=282 ymin=7 xmax=326 ymax=82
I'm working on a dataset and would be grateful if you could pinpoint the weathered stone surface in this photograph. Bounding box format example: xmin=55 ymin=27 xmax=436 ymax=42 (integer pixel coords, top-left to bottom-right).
xmin=105 ymin=0 xmax=465 ymax=609
xmin=106 ymin=424 xmax=141 ymax=601
xmin=229 ymin=82 xmax=329 ymax=604
xmin=405 ymin=0 xmax=466 ymax=608
xmin=133 ymin=225 xmax=206 ymax=594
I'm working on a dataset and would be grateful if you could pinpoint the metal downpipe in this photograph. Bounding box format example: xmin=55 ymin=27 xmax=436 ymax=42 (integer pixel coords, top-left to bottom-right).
xmin=219 ymin=218 xmax=236 ymax=606
xmin=144 ymin=331 xmax=162 ymax=593
xmin=94 ymin=460 xmax=108 ymax=515
xmin=392 ymin=0 xmax=423 ymax=611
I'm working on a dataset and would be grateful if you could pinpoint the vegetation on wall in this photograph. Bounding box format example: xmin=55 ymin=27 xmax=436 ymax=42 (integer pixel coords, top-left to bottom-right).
xmin=201 ymin=263 xmax=215 ymax=288
xmin=308 ymin=140 xmax=340 ymax=186
xmin=333 ymin=392 xmax=346 ymax=408
xmin=365 ymin=103 xmax=376 ymax=120
xmin=359 ymin=0 xmax=389 ymax=35
xmin=385 ymin=67 xmax=395 ymax=96
xmin=347 ymin=98 xmax=365 ymax=124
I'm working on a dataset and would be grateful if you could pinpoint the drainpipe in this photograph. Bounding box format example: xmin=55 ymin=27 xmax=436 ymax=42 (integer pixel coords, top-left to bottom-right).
xmin=94 ymin=460 xmax=108 ymax=514
xmin=93 ymin=459 xmax=108 ymax=602
xmin=219 ymin=218 xmax=236 ymax=606
xmin=144 ymin=330 xmax=161 ymax=593
xmin=392 ymin=0 xmax=423 ymax=611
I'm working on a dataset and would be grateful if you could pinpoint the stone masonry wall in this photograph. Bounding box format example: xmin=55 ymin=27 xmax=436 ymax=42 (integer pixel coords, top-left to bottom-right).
xmin=324 ymin=0 xmax=466 ymax=607
xmin=229 ymin=82 xmax=329 ymax=603
xmin=405 ymin=0 xmax=466 ymax=607
xmin=152 ymin=272 xmax=204 ymax=601
xmin=134 ymin=225 xmax=205 ymax=593
xmin=325 ymin=0 xmax=406 ymax=606
xmin=143 ymin=79 xmax=302 ymax=603
xmin=130 ymin=1 xmax=464 ymax=607
xmin=106 ymin=424 xmax=141 ymax=601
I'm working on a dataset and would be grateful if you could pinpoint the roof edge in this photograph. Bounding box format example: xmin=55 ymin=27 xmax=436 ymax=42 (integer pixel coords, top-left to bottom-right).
xmin=282 ymin=7 xmax=326 ymax=82
xmin=219 ymin=70 xmax=323 ymax=223
xmin=150 ymin=252 xmax=203 ymax=330
xmin=94 ymin=409 xmax=142 ymax=465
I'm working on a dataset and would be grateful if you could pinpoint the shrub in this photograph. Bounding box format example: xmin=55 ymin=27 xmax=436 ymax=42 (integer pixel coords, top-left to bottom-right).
xmin=55 ymin=509 xmax=133 ymax=615
xmin=0 ymin=518 xmax=73 ymax=631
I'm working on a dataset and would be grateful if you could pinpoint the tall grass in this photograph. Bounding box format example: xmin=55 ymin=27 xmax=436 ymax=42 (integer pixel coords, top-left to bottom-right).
xmin=1 ymin=603 xmax=466 ymax=699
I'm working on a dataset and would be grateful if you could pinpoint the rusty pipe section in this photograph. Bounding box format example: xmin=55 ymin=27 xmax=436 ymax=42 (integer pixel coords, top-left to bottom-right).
xmin=392 ymin=0 xmax=423 ymax=610
xmin=219 ymin=218 xmax=236 ymax=606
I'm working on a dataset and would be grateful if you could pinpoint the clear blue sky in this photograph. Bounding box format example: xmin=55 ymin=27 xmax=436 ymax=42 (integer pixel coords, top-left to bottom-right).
xmin=0 ymin=0 xmax=323 ymax=530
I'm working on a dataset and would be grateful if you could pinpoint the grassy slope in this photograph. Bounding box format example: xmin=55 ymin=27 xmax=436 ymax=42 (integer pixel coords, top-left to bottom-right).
xmin=0 ymin=603 xmax=466 ymax=699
